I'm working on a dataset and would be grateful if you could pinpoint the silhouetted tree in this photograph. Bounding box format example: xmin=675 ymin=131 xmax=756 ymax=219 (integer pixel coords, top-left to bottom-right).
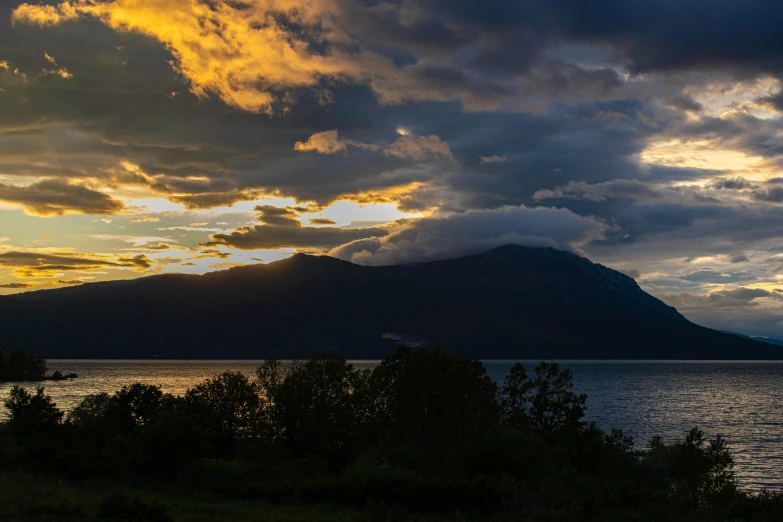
xmin=115 ymin=383 xmax=163 ymax=427
xmin=500 ymin=363 xmax=534 ymax=429
xmin=258 ymin=355 xmax=368 ymax=462
xmin=501 ymin=362 xmax=586 ymax=436
xmin=2 ymin=349 xmax=780 ymax=521
xmin=645 ymin=428 xmax=736 ymax=508
xmin=4 ymin=386 xmax=63 ymax=435
xmin=185 ymin=371 xmax=261 ymax=456
xmin=0 ymin=351 xmax=47 ymax=382
xmin=67 ymin=384 xmax=163 ymax=441
xmin=367 ymin=347 xmax=499 ymax=453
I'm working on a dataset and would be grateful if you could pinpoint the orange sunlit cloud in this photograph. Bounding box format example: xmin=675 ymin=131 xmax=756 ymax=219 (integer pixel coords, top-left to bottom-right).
xmin=12 ymin=0 xmax=384 ymax=113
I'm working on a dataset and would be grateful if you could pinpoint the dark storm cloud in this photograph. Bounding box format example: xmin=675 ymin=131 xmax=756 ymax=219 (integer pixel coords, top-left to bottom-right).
xmin=751 ymin=187 xmax=783 ymax=203
xmin=729 ymin=252 xmax=750 ymax=264
xmin=680 ymin=270 xmax=755 ymax=285
xmin=664 ymin=96 xmax=704 ymax=113
xmin=709 ymin=288 xmax=783 ymax=304
xmin=401 ymin=0 xmax=783 ymax=75
xmin=2 ymin=0 xmax=770 ymax=214
xmin=707 ymin=177 xmax=756 ymax=191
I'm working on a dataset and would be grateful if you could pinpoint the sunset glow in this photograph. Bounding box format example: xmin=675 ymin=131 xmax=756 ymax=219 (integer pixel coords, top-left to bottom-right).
xmin=2 ymin=0 xmax=783 ymax=338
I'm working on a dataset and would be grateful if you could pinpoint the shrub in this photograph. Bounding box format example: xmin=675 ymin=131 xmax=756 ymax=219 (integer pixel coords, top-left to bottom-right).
xmin=97 ymin=492 xmax=172 ymax=522
xmin=135 ymin=411 xmax=207 ymax=476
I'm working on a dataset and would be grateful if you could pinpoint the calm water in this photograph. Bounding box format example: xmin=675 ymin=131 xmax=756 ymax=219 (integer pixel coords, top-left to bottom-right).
xmin=1 ymin=360 xmax=782 ymax=490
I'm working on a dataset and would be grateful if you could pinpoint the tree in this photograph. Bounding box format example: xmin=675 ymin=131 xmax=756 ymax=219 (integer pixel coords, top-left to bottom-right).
xmin=367 ymin=347 xmax=499 ymax=452
xmin=0 ymin=351 xmax=47 ymax=382
xmin=4 ymin=386 xmax=63 ymax=435
xmin=68 ymin=384 xmax=163 ymax=440
xmin=259 ymin=355 xmax=368 ymax=461
xmin=645 ymin=428 xmax=737 ymax=508
xmin=501 ymin=362 xmax=586 ymax=436
xmin=185 ymin=371 xmax=261 ymax=455
xmin=115 ymin=383 xmax=163 ymax=426
xmin=500 ymin=363 xmax=534 ymax=429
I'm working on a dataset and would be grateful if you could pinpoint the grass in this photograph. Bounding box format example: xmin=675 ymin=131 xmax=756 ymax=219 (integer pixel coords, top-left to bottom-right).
xmin=0 ymin=471 xmax=464 ymax=522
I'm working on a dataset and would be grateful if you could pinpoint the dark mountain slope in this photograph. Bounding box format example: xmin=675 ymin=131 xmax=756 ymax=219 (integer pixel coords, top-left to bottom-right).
xmin=0 ymin=245 xmax=778 ymax=359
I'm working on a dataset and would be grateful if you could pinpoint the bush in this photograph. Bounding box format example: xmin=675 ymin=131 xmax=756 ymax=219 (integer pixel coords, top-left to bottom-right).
xmin=97 ymin=492 xmax=172 ymax=522
xmin=135 ymin=411 xmax=207 ymax=476
xmin=643 ymin=428 xmax=737 ymax=508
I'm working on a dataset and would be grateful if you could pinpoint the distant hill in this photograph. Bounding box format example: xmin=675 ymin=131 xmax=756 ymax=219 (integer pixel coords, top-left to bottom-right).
xmin=719 ymin=331 xmax=783 ymax=347
xmin=0 ymin=245 xmax=779 ymax=360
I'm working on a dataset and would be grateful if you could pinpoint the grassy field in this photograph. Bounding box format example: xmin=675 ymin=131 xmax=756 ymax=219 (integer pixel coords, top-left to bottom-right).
xmin=0 ymin=471 xmax=463 ymax=522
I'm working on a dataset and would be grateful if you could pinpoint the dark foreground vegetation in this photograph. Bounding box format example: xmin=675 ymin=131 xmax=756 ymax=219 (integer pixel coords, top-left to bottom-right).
xmin=1 ymin=347 xmax=782 ymax=521
xmin=0 ymin=351 xmax=78 ymax=383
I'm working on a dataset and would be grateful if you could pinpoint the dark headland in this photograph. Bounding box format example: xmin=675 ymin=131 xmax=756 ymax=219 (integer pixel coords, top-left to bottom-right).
xmin=0 ymin=245 xmax=778 ymax=360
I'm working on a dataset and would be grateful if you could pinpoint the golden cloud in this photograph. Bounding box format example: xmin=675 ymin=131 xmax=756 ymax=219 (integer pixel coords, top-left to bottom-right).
xmin=167 ymin=189 xmax=265 ymax=210
xmin=309 ymin=217 xmax=337 ymax=225
xmin=11 ymin=0 xmax=496 ymax=112
xmin=203 ymin=204 xmax=389 ymax=249
xmin=0 ymin=282 xmax=34 ymax=289
xmin=294 ymin=130 xmax=453 ymax=160
xmin=128 ymin=215 xmax=161 ymax=223
xmin=42 ymin=52 xmax=73 ymax=78
xmin=0 ymin=250 xmax=152 ymax=278
xmin=338 ymin=182 xmax=426 ymax=206
xmin=12 ymin=3 xmax=80 ymax=26
xmin=13 ymin=0 xmax=367 ymax=113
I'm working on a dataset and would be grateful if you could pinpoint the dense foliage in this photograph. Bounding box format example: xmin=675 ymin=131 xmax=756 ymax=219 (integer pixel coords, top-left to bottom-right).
xmin=1 ymin=347 xmax=782 ymax=521
xmin=0 ymin=351 xmax=47 ymax=382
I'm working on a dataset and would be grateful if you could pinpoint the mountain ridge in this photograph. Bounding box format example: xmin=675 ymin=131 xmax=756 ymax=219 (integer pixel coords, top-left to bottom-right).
xmin=0 ymin=245 xmax=778 ymax=360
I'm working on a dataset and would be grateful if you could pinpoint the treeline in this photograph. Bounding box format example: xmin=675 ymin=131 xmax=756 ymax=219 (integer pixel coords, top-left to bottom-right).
xmin=2 ymin=347 xmax=782 ymax=521
xmin=0 ymin=351 xmax=47 ymax=382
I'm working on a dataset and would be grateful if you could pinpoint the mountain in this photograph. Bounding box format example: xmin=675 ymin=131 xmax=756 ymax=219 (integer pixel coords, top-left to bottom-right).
xmin=0 ymin=245 xmax=779 ymax=360
xmin=720 ymin=331 xmax=783 ymax=347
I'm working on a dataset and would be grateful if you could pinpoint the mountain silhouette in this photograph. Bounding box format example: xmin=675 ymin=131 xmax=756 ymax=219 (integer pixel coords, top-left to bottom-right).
xmin=1 ymin=245 xmax=779 ymax=359
xmin=720 ymin=330 xmax=783 ymax=347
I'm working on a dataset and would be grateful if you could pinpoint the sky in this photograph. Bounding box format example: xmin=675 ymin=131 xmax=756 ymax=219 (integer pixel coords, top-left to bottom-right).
xmin=2 ymin=1 xmax=783 ymax=338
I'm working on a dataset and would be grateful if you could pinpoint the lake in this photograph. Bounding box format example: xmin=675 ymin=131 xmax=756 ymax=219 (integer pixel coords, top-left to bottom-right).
xmin=1 ymin=359 xmax=782 ymax=490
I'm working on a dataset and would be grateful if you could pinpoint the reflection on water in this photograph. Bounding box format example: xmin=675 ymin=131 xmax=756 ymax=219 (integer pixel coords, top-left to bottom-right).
xmin=1 ymin=359 xmax=782 ymax=490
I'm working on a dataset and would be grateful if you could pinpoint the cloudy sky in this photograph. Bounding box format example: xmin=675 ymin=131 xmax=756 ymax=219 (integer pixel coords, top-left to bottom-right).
xmin=2 ymin=0 xmax=783 ymax=337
